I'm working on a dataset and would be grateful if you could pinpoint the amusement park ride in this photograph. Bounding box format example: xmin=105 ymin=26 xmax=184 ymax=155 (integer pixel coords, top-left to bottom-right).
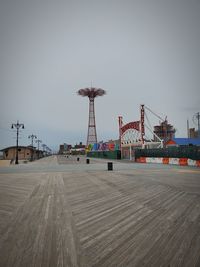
xmin=77 ymin=87 xmax=174 ymax=160
xmin=77 ymin=87 xmax=106 ymax=146
xmin=119 ymin=104 xmax=174 ymax=152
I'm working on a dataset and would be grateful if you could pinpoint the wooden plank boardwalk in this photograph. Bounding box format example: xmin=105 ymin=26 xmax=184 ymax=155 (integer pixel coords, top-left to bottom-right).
xmin=0 ymin=156 xmax=200 ymax=266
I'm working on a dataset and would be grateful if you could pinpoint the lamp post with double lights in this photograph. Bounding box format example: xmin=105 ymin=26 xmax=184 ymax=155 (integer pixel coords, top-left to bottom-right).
xmin=45 ymin=146 xmax=51 ymax=156
xmin=28 ymin=134 xmax=37 ymax=161
xmin=42 ymin=144 xmax=47 ymax=157
xmin=11 ymin=121 xmax=24 ymax=164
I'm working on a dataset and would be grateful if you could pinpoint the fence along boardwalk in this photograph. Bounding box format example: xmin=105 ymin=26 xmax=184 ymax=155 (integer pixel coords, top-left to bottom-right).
xmin=0 ymin=163 xmax=200 ymax=266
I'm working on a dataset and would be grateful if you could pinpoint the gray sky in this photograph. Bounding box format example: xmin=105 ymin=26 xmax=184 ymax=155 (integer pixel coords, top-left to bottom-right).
xmin=0 ymin=0 xmax=200 ymax=151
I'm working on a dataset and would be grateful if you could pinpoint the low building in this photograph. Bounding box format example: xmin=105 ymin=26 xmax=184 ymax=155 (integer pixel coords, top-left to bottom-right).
xmin=166 ymin=138 xmax=200 ymax=147
xmin=71 ymin=142 xmax=86 ymax=155
xmin=59 ymin=144 xmax=65 ymax=154
xmin=59 ymin=143 xmax=72 ymax=154
xmin=1 ymin=146 xmax=37 ymax=161
xmin=74 ymin=142 xmax=85 ymax=149
xmin=189 ymin=128 xmax=199 ymax=138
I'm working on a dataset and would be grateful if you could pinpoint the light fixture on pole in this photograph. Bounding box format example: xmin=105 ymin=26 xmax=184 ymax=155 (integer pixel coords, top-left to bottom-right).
xmin=35 ymin=139 xmax=42 ymax=159
xmin=42 ymin=144 xmax=47 ymax=157
xmin=11 ymin=121 xmax=25 ymax=164
xmin=28 ymin=134 xmax=37 ymax=161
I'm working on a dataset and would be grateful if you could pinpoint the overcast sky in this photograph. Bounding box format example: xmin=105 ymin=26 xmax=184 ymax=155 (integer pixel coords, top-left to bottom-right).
xmin=0 ymin=0 xmax=200 ymax=151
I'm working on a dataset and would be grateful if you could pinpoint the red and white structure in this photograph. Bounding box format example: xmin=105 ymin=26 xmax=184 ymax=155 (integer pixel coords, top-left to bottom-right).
xmin=119 ymin=104 xmax=164 ymax=160
xmin=136 ymin=157 xmax=200 ymax=167
xmin=77 ymin=87 xmax=106 ymax=146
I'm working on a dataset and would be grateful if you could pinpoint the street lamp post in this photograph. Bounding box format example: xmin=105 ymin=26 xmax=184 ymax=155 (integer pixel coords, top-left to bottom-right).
xmin=11 ymin=121 xmax=24 ymax=164
xmin=28 ymin=134 xmax=37 ymax=161
xmin=35 ymin=139 xmax=42 ymax=159
xmin=42 ymin=144 xmax=47 ymax=157
xmin=45 ymin=146 xmax=50 ymax=156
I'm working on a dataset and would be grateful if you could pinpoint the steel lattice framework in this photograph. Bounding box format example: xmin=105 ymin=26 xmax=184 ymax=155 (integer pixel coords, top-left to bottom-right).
xmin=77 ymin=87 xmax=106 ymax=146
xmin=119 ymin=105 xmax=164 ymax=150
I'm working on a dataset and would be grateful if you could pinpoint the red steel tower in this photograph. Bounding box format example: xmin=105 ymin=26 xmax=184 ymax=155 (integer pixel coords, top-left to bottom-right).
xmin=77 ymin=87 xmax=106 ymax=146
xmin=140 ymin=104 xmax=145 ymax=145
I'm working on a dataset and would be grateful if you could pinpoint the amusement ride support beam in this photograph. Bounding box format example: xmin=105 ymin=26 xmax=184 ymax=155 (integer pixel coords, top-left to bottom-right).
xmin=145 ymin=105 xmax=165 ymax=122
xmin=140 ymin=104 xmax=145 ymax=146
xmin=87 ymin=97 xmax=97 ymax=146
xmin=118 ymin=116 xmax=123 ymax=152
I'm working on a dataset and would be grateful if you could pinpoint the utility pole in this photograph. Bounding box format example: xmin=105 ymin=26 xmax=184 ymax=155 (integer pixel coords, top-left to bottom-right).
xmin=197 ymin=112 xmax=200 ymax=138
xmin=11 ymin=121 xmax=24 ymax=164
xmin=28 ymin=134 xmax=37 ymax=161
xmin=35 ymin=139 xmax=42 ymax=159
xmin=187 ymin=119 xmax=189 ymax=138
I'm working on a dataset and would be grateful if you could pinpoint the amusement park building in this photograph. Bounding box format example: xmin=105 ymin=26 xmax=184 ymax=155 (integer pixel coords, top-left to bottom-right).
xmin=189 ymin=128 xmax=199 ymax=138
xmin=71 ymin=142 xmax=86 ymax=155
xmin=153 ymin=120 xmax=175 ymax=142
xmin=59 ymin=144 xmax=72 ymax=154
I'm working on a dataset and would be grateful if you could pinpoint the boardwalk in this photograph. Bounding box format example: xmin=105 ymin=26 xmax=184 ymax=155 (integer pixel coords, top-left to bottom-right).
xmin=0 ymin=156 xmax=200 ymax=267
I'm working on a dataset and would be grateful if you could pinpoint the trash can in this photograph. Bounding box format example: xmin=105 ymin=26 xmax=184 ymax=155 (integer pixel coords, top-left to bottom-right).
xmin=107 ymin=162 xmax=113 ymax=171
xmin=86 ymin=158 xmax=90 ymax=164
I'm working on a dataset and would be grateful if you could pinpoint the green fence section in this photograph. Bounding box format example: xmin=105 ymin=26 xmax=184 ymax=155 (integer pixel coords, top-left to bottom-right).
xmin=135 ymin=146 xmax=200 ymax=160
xmin=87 ymin=150 xmax=121 ymax=160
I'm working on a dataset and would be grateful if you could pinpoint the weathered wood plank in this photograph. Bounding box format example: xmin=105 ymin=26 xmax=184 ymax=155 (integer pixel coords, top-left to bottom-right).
xmin=0 ymin=173 xmax=80 ymax=267
xmin=0 ymin=157 xmax=200 ymax=266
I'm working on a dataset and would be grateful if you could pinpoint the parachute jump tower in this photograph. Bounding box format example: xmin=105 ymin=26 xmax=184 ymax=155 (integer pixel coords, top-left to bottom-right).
xmin=77 ymin=87 xmax=106 ymax=146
